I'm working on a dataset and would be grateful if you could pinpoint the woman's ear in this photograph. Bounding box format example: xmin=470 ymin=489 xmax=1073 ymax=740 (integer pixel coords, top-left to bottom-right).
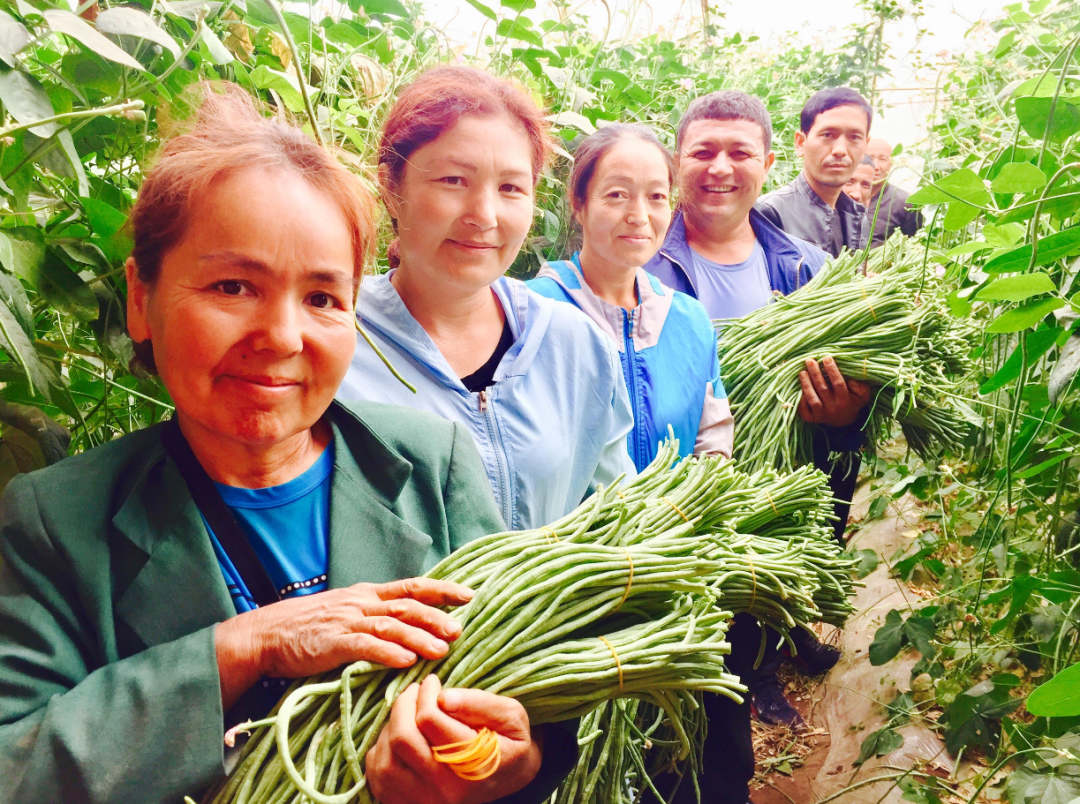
xmin=125 ymin=257 xmax=151 ymax=342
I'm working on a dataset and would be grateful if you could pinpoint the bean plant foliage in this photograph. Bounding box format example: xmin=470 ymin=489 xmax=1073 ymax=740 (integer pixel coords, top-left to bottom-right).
xmin=2 ymin=0 xmax=1080 ymax=799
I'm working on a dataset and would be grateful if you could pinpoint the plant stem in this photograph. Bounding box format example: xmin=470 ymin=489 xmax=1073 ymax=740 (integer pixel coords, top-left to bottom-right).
xmin=0 ymin=101 xmax=144 ymax=138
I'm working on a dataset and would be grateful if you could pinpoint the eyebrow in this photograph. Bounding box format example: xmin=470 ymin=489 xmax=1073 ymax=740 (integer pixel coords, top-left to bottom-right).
xmin=199 ymin=251 xmax=353 ymax=286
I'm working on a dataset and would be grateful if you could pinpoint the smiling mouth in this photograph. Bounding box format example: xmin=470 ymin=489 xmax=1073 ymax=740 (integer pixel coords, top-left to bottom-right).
xmin=222 ymin=375 xmax=300 ymax=388
xmin=449 ymin=240 xmax=499 ymax=250
xmin=702 ymin=185 xmax=737 ymax=194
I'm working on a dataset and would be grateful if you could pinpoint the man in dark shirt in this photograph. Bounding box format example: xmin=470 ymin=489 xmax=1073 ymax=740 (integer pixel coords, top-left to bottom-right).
xmin=757 ymin=87 xmax=871 ymax=256
xmin=866 ymin=137 xmax=923 ymax=247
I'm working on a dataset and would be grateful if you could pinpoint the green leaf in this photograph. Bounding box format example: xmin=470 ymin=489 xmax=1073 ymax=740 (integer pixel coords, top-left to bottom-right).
xmin=944 ymin=242 xmax=993 ymax=259
xmin=944 ymin=201 xmax=981 ymax=231
xmin=247 ymin=65 xmax=312 ymax=114
xmin=461 ymin=0 xmax=498 ymax=21
xmin=939 ymin=168 xmax=992 ymax=205
xmin=870 ymin=609 xmax=904 ymax=665
xmin=346 ymin=0 xmax=410 ymax=17
xmin=95 ymin=7 xmax=181 ymax=59
xmin=80 ymin=196 xmax=128 ymax=239
xmin=199 ymin=24 xmax=233 ymax=65
xmin=902 ymin=615 xmax=937 ymax=657
xmin=944 ymin=676 xmax=1021 ymax=755
xmin=161 ymin=1 xmax=225 ymax=21
xmin=501 ymin=0 xmax=536 ymax=9
xmin=1006 ymin=764 xmax=1080 ymax=804
xmin=43 ymin=9 xmax=145 ymax=72
xmin=987 ymin=298 xmax=1066 ymax=334
xmin=55 ymin=129 xmax=88 ymax=197
xmin=0 ymin=284 xmax=55 ymax=398
xmin=549 ymin=110 xmax=595 ymax=134
xmin=853 ymin=548 xmax=880 ymax=579
xmin=0 ymin=68 xmax=58 ymax=137
xmin=0 ymin=10 xmax=30 ymax=68
xmin=496 ymin=18 xmax=542 ymax=47
xmin=980 ymin=325 xmax=1061 ymax=394
xmin=1015 ymin=97 xmax=1080 ymax=143
xmin=984 ymin=222 xmax=1028 ymax=248
xmin=976 ymin=272 xmax=1057 ymax=303
xmin=24 ymin=250 xmax=98 ymax=321
xmin=856 ymin=727 xmax=904 ymax=765
xmin=991 ymin=162 xmax=1048 ymax=194
xmin=985 ymin=227 xmax=1080 ymax=273
xmin=1027 ymin=663 xmax=1080 ymax=717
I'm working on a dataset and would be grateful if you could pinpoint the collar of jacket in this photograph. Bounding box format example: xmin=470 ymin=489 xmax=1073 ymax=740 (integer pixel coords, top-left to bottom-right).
xmin=535 ymin=253 xmax=670 ymax=350
xmin=794 ymin=172 xmax=865 ymax=219
xmin=357 ymin=272 xmax=552 ymax=392
xmin=654 ymin=208 xmax=812 ymax=296
xmin=111 ymin=401 xmax=425 ymax=648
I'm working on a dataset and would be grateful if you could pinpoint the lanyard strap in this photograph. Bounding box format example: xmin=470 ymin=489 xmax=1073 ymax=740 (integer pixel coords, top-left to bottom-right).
xmin=161 ymin=419 xmax=281 ymax=607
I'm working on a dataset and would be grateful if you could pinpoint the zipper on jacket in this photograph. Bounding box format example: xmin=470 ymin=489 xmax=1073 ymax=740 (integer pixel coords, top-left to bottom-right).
xmin=622 ymin=311 xmax=645 ymax=470
xmin=477 ymin=388 xmax=513 ymax=526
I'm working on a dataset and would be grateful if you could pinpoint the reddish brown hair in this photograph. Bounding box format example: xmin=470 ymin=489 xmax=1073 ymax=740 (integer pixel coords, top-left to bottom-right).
xmin=377 ymin=65 xmax=551 ymax=267
xmin=130 ymin=83 xmax=376 ymax=290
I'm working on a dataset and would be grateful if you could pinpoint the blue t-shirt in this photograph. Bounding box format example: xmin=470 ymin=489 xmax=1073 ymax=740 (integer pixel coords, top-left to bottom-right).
xmin=689 ymin=240 xmax=773 ymax=321
xmin=206 ymin=443 xmax=334 ymax=614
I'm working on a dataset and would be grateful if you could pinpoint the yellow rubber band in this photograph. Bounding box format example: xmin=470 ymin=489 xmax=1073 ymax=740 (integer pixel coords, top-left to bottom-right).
xmin=764 ymin=490 xmax=779 ymax=515
xmin=599 ymin=636 xmax=624 ymax=692
xmin=748 ymin=558 xmax=757 ymax=608
xmin=661 ymin=496 xmax=691 ymax=524
xmin=542 ymin=527 xmax=559 ymax=543
xmin=432 ymin=727 xmax=501 ymax=781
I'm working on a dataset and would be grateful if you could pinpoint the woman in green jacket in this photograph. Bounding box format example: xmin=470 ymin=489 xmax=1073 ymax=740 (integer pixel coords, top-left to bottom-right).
xmin=0 ymin=86 xmax=549 ymax=804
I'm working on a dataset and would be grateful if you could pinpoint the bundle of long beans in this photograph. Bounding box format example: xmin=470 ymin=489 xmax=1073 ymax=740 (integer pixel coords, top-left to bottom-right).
xmin=202 ymin=443 xmax=852 ymax=804
xmin=717 ymin=234 xmax=979 ymax=473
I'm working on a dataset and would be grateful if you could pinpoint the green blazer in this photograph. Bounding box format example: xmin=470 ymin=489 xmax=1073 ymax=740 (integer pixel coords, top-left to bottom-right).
xmin=0 ymin=400 xmax=504 ymax=803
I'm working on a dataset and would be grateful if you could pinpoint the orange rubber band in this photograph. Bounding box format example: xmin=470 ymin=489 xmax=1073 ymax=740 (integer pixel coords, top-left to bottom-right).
xmin=661 ymin=496 xmax=691 ymax=524
xmin=432 ymin=727 xmax=501 ymax=781
xmin=599 ymin=636 xmax=624 ymax=692
xmin=615 ymin=551 xmax=634 ymax=610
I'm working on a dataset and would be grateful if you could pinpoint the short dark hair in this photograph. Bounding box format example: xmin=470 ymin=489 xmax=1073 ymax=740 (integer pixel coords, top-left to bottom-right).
xmin=676 ymin=90 xmax=772 ymax=153
xmin=799 ymin=87 xmax=872 ymax=134
xmin=570 ymin=124 xmax=673 ymax=212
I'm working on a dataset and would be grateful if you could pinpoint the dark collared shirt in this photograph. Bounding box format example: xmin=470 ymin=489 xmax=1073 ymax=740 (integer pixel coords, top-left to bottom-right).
xmin=755 ymin=172 xmax=869 ymax=257
xmin=868 ymin=182 xmax=923 ymax=246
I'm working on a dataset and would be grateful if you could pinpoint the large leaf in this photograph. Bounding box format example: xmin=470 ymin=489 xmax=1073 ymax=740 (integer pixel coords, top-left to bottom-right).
xmin=985 ymin=227 xmax=1080 ymax=273
xmin=987 ymin=298 xmax=1066 ymax=334
xmin=345 ymin=0 xmax=410 ymax=18
xmin=501 ymin=0 xmax=536 ymax=10
xmin=1028 ymin=663 xmax=1080 ymax=718
xmin=992 ymin=162 xmax=1048 ymax=194
xmin=0 ymin=10 xmax=30 ymax=68
xmin=43 ymin=9 xmax=145 ymax=71
xmin=80 ymin=196 xmax=128 ymax=240
xmin=908 ymin=168 xmax=990 ymax=207
xmin=1015 ymin=96 xmax=1080 ymax=143
xmin=22 ymin=250 xmax=98 ymax=321
xmin=0 ymin=68 xmax=58 ymax=137
xmin=461 ymin=0 xmax=498 ymax=21
xmin=1005 ymin=765 xmax=1080 ymax=804
xmin=96 ymin=7 xmax=181 ymax=59
xmin=496 ymin=17 xmax=543 ymax=47
xmin=247 ymin=65 xmax=312 ymax=114
xmin=869 ymin=609 xmax=904 ymax=665
xmin=944 ymin=675 xmax=1021 ymax=756
xmin=0 ymin=285 xmax=55 ymax=398
xmin=976 ymin=272 xmax=1058 ymax=303
xmin=980 ymin=325 xmax=1062 ymax=394
xmin=161 ymin=1 xmax=225 ymax=21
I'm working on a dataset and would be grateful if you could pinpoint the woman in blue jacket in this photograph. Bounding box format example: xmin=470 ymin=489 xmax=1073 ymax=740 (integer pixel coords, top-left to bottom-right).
xmin=528 ymin=124 xmax=733 ymax=469
xmin=338 ymin=67 xmax=634 ymax=530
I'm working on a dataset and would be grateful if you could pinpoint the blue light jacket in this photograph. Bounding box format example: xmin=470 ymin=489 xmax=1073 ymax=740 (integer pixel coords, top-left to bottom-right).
xmin=529 ymin=255 xmax=733 ymax=472
xmin=643 ymin=207 xmax=827 ymax=297
xmin=338 ymin=273 xmax=635 ymax=531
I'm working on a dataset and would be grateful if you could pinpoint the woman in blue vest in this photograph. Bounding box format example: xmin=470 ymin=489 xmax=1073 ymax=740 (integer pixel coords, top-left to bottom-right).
xmin=529 ymin=124 xmax=732 ymax=468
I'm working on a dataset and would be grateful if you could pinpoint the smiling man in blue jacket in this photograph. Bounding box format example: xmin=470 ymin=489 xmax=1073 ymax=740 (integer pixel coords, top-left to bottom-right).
xmin=643 ymin=90 xmax=870 ymax=802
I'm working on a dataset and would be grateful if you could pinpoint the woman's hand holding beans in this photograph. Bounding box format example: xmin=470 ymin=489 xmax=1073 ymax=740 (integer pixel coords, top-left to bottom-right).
xmin=367 ymin=675 xmax=541 ymax=804
xmin=215 ymin=578 xmax=473 ymax=709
